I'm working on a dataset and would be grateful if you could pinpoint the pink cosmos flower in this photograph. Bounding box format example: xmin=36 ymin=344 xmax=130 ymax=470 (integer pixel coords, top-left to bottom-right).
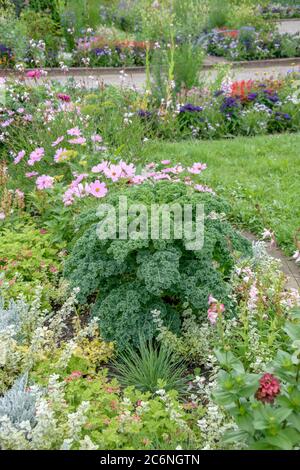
xmin=25 ymin=171 xmax=39 ymax=178
xmin=54 ymin=148 xmax=68 ymax=163
xmin=153 ymin=173 xmax=171 ymax=181
xmin=131 ymin=175 xmax=146 ymax=185
xmin=68 ymin=137 xmax=86 ymax=145
xmin=51 ymin=136 xmax=64 ymax=147
xmin=91 ymin=161 xmax=109 ymax=174
xmin=104 ymin=164 xmax=122 ymax=182
xmin=120 ymin=161 xmax=136 ymax=178
xmin=161 ymin=160 xmax=171 ymax=165
xmin=188 ymin=163 xmax=207 ymax=175
xmin=14 ymin=150 xmax=26 ymax=165
xmin=28 ymin=147 xmax=45 ymax=166
xmin=71 ymin=173 xmax=88 ymax=187
xmin=26 ymin=70 xmax=42 ymax=80
xmin=88 ymin=180 xmax=108 ymax=198
xmin=67 ymin=127 xmax=81 ymax=137
xmin=194 ymin=184 xmax=215 ymax=195
xmin=146 ymin=162 xmax=156 ymax=169
xmin=36 ymin=175 xmax=54 ymax=190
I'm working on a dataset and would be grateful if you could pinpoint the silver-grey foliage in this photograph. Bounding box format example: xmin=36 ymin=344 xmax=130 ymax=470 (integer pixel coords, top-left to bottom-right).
xmin=0 ymin=374 xmax=39 ymax=427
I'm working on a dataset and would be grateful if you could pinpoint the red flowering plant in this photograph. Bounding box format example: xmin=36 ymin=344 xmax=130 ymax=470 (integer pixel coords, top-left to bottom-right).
xmin=213 ymin=309 xmax=300 ymax=449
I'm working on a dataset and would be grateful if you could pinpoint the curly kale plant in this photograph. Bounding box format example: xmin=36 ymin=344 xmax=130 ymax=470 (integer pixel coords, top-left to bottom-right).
xmin=65 ymin=181 xmax=251 ymax=348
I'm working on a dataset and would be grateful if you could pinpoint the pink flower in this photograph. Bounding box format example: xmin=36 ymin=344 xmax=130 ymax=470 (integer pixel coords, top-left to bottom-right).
xmin=91 ymin=134 xmax=103 ymax=143
xmin=207 ymin=296 xmax=225 ymax=325
xmin=28 ymin=147 xmax=45 ymax=166
xmin=14 ymin=150 xmax=26 ymax=165
xmin=131 ymin=175 xmax=146 ymax=185
xmin=161 ymin=160 xmax=171 ymax=165
xmin=26 ymin=70 xmax=42 ymax=79
xmin=104 ymin=164 xmax=122 ymax=182
xmin=68 ymin=137 xmax=86 ymax=145
xmin=255 ymin=373 xmax=280 ymax=404
xmin=146 ymin=162 xmax=156 ymax=169
xmin=189 ymin=162 xmax=207 ymax=174
xmin=25 ymin=171 xmax=39 ymax=178
xmin=1 ymin=119 xmax=14 ymax=128
xmin=208 ymin=294 xmax=218 ymax=305
xmin=91 ymin=161 xmax=109 ymax=174
xmin=67 ymin=127 xmax=81 ymax=137
xmin=194 ymin=184 xmax=215 ymax=195
xmin=36 ymin=175 xmax=54 ymax=190
xmin=207 ymin=308 xmax=218 ymax=325
xmin=120 ymin=161 xmax=136 ymax=178
xmin=71 ymin=173 xmax=88 ymax=187
xmin=51 ymin=136 xmax=64 ymax=147
xmin=88 ymin=180 xmax=108 ymax=198
xmin=57 ymin=93 xmax=71 ymax=102
xmin=54 ymin=148 xmax=68 ymax=162
xmin=15 ymin=189 xmax=24 ymax=199
xmin=0 ymin=212 xmax=5 ymax=221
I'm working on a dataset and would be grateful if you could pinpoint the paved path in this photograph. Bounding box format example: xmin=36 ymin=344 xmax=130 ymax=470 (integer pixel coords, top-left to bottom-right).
xmin=40 ymin=62 xmax=300 ymax=90
xmin=277 ymin=19 xmax=300 ymax=35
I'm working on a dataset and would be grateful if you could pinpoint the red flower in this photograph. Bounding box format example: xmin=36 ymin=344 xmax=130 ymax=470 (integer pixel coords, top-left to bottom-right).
xmin=231 ymin=80 xmax=254 ymax=101
xmin=255 ymin=373 xmax=280 ymax=404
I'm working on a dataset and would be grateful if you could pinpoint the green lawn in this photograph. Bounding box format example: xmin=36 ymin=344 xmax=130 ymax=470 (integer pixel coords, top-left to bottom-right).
xmin=143 ymin=133 xmax=300 ymax=255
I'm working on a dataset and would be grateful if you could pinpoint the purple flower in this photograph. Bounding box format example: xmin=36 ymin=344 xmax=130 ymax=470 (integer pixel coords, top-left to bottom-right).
xmin=220 ymin=96 xmax=239 ymax=113
xmin=137 ymin=109 xmax=152 ymax=119
xmin=247 ymin=92 xmax=258 ymax=101
xmin=179 ymin=103 xmax=203 ymax=113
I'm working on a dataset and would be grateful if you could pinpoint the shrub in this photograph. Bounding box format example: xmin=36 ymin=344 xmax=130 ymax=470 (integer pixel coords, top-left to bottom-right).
xmin=112 ymin=336 xmax=188 ymax=394
xmin=65 ymin=181 xmax=251 ymax=348
xmin=0 ymin=222 xmax=62 ymax=304
xmin=20 ymin=10 xmax=61 ymax=66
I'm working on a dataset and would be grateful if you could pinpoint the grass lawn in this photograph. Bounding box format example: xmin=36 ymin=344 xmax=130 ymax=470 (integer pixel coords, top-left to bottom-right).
xmin=143 ymin=133 xmax=300 ymax=255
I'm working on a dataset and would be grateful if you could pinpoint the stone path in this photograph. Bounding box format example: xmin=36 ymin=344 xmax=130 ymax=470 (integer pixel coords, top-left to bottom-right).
xmin=277 ymin=19 xmax=300 ymax=35
xmin=24 ymin=61 xmax=299 ymax=90
xmin=243 ymin=231 xmax=300 ymax=291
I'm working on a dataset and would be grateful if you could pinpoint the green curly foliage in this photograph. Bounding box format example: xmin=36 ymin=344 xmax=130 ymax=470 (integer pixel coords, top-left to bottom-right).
xmin=65 ymin=181 xmax=251 ymax=348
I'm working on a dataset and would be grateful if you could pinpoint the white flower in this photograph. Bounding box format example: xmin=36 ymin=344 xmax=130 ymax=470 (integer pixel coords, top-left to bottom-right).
xmin=293 ymin=250 xmax=300 ymax=264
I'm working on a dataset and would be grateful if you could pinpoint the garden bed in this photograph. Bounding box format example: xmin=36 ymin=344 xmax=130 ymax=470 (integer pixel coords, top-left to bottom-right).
xmin=1 ymin=0 xmax=300 ymax=454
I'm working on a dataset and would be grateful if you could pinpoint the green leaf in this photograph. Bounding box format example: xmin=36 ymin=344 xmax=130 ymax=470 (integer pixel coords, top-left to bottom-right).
xmin=273 ymin=407 xmax=292 ymax=423
xmin=288 ymin=413 xmax=300 ymax=432
xmin=265 ymin=430 xmax=294 ymax=450
xmin=222 ymin=429 xmax=249 ymax=444
xmin=283 ymin=322 xmax=300 ymax=342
